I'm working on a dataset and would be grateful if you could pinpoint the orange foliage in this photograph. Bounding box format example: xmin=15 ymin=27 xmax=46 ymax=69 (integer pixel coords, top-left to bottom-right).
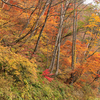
xmin=0 ymin=0 xmax=100 ymax=90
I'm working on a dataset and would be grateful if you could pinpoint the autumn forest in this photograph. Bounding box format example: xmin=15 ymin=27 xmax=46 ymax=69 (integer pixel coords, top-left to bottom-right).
xmin=0 ymin=0 xmax=100 ymax=99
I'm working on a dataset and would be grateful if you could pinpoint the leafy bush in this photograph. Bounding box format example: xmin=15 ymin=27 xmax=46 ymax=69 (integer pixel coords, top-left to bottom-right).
xmin=0 ymin=45 xmax=37 ymax=83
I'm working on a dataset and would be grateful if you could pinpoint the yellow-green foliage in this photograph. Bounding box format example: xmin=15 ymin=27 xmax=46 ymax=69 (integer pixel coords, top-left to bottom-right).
xmin=0 ymin=45 xmax=97 ymax=100
xmin=0 ymin=45 xmax=37 ymax=82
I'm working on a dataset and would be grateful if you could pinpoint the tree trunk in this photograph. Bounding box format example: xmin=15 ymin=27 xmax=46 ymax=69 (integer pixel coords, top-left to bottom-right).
xmin=49 ymin=0 xmax=70 ymax=74
xmin=30 ymin=0 xmax=53 ymax=59
xmin=71 ymin=0 xmax=77 ymax=85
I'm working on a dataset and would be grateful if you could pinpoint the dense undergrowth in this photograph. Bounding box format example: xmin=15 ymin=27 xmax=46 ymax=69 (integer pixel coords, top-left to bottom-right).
xmin=0 ymin=45 xmax=99 ymax=100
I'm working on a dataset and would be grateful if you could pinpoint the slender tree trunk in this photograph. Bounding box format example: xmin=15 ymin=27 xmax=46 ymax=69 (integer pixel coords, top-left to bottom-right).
xmin=16 ymin=0 xmax=50 ymax=46
xmin=71 ymin=0 xmax=77 ymax=85
xmin=27 ymin=0 xmax=50 ymax=40
xmin=49 ymin=0 xmax=70 ymax=74
xmin=55 ymin=39 xmax=60 ymax=75
xmin=30 ymin=0 xmax=53 ymax=59
xmin=49 ymin=3 xmax=64 ymax=73
xmin=19 ymin=0 xmax=40 ymax=37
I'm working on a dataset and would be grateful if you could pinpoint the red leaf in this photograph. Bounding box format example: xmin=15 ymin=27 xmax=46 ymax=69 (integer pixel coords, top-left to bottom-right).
xmin=44 ymin=76 xmax=53 ymax=82
xmin=98 ymin=74 xmax=100 ymax=77
xmin=42 ymin=69 xmax=54 ymax=82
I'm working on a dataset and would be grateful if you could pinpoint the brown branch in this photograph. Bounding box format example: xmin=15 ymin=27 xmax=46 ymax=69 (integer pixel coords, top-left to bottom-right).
xmin=1 ymin=0 xmax=36 ymax=9
xmin=30 ymin=0 xmax=53 ymax=59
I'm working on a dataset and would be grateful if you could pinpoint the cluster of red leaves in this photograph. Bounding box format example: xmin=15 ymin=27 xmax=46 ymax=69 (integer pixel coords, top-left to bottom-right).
xmin=97 ymin=74 xmax=100 ymax=77
xmin=42 ymin=69 xmax=54 ymax=82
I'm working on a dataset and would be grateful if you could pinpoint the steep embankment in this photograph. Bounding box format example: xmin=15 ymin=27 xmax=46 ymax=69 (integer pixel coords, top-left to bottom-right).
xmin=0 ymin=45 xmax=98 ymax=100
